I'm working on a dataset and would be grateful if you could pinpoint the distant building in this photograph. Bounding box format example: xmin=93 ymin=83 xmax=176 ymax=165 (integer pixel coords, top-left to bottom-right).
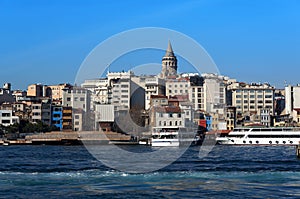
xmin=73 ymin=109 xmax=83 ymax=131
xmin=30 ymin=100 xmax=52 ymax=125
xmin=62 ymin=106 xmax=72 ymax=131
xmin=0 ymin=83 xmax=14 ymax=105
xmin=51 ymin=105 xmax=63 ymax=130
xmin=150 ymin=106 xmax=185 ymax=130
xmin=27 ymin=84 xmax=50 ymax=98
xmin=225 ymin=106 xmax=236 ymax=130
xmin=145 ymin=76 xmax=165 ymax=110
xmin=0 ymin=110 xmax=19 ymax=126
xmin=166 ymin=77 xmax=190 ymax=98
xmin=48 ymin=83 xmax=72 ymax=104
xmin=81 ymin=78 xmax=109 ymax=108
xmin=285 ymin=84 xmax=300 ymax=122
xmin=94 ymin=104 xmax=114 ymax=131
xmin=228 ymin=82 xmax=275 ymax=117
xmin=62 ymin=87 xmax=91 ymax=112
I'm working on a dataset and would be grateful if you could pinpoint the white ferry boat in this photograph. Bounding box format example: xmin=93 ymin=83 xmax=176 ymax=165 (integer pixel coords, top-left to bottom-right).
xmin=216 ymin=127 xmax=300 ymax=145
xmin=151 ymin=130 xmax=179 ymax=147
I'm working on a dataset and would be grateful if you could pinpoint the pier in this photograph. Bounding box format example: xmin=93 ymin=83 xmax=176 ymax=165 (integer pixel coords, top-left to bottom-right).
xmin=0 ymin=131 xmax=138 ymax=146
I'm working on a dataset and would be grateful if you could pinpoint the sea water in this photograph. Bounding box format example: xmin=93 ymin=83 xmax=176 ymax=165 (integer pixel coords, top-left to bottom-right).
xmin=0 ymin=145 xmax=300 ymax=198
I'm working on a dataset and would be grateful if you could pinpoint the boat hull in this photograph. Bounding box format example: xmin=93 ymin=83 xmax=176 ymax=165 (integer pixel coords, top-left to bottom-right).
xmin=151 ymin=139 xmax=179 ymax=147
xmin=216 ymin=137 xmax=300 ymax=146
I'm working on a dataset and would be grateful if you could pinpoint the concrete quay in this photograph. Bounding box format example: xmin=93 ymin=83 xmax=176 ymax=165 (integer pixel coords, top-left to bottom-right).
xmin=1 ymin=131 xmax=137 ymax=146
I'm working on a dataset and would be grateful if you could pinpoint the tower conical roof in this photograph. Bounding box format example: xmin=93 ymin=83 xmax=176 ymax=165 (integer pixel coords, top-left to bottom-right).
xmin=164 ymin=40 xmax=175 ymax=57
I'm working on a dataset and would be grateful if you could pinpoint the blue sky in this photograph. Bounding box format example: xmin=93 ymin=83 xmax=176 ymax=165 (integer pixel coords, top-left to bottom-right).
xmin=0 ymin=0 xmax=299 ymax=90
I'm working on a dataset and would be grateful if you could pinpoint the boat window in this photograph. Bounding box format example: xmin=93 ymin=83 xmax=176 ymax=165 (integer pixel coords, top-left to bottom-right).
xmin=260 ymin=129 xmax=270 ymax=132
xmin=227 ymin=134 xmax=244 ymax=138
xmin=271 ymin=128 xmax=282 ymax=131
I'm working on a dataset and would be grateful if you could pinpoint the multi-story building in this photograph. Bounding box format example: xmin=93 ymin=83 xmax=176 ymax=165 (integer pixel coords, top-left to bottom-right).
xmin=0 ymin=110 xmax=19 ymax=126
xmin=62 ymin=106 xmax=72 ymax=131
xmin=62 ymin=87 xmax=91 ymax=112
xmin=81 ymin=78 xmax=109 ymax=107
xmin=73 ymin=109 xmax=84 ymax=131
xmin=285 ymin=84 xmax=300 ymax=122
xmin=30 ymin=100 xmax=52 ymax=125
xmin=12 ymin=102 xmax=30 ymax=120
xmin=228 ymin=82 xmax=275 ymax=117
xmin=150 ymin=106 xmax=185 ymax=129
xmin=189 ymin=75 xmax=205 ymax=110
xmin=48 ymin=83 xmax=72 ymax=104
xmin=260 ymin=109 xmax=271 ymax=127
xmin=31 ymin=103 xmax=41 ymax=123
xmin=145 ymin=76 xmax=165 ymax=110
xmin=27 ymin=84 xmax=51 ymax=98
xmin=0 ymin=83 xmax=14 ymax=104
xmin=202 ymin=73 xmax=227 ymax=114
xmin=107 ymin=71 xmax=133 ymax=111
xmin=166 ymin=77 xmax=190 ymax=98
xmin=51 ymin=105 xmax=63 ymax=130
xmin=225 ymin=106 xmax=236 ymax=130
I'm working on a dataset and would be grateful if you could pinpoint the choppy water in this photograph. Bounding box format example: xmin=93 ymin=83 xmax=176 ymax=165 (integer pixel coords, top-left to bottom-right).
xmin=0 ymin=145 xmax=300 ymax=198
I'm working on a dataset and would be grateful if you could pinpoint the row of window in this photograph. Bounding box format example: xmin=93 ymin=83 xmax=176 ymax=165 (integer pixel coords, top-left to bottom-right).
xmin=168 ymin=84 xmax=188 ymax=88
xmin=66 ymin=97 xmax=85 ymax=102
xmin=158 ymin=120 xmax=182 ymax=126
xmin=236 ymin=105 xmax=272 ymax=109
xmin=236 ymin=95 xmax=273 ymax=98
xmin=236 ymin=100 xmax=273 ymax=104
xmin=169 ymin=90 xmax=188 ymax=94
xmin=236 ymin=90 xmax=273 ymax=93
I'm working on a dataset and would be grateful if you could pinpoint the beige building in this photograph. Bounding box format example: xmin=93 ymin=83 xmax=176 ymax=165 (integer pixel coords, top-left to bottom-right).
xmin=228 ymin=82 xmax=275 ymax=116
xmin=27 ymin=84 xmax=43 ymax=97
xmin=166 ymin=77 xmax=190 ymax=98
xmin=48 ymin=83 xmax=72 ymax=104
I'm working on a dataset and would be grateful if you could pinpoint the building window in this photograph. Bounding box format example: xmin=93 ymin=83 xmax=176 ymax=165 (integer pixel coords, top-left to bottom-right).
xmin=169 ymin=113 xmax=173 ymax=117
xmin=80 ymin=97 xmax=84 ymax=101
xmin=169 ymin=121 xmax=172 ymax=126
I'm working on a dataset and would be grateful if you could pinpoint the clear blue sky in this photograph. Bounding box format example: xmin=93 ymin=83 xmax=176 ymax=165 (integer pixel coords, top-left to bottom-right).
xmin=0 ymin=0 xmax=299 ymax=90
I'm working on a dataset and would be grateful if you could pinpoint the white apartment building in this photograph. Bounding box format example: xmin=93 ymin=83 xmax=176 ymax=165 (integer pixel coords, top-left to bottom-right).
xmin=202 ymin=73 xmax=226 ymax=114
xmin=0 ymin=110 xmax=19 ymax=126
xmin=107 ymin=71 xmax=134 ymax=111
xmin=62 ymin=87 xmax=91 ymax=112
xmin=81 ymin=78 xmax=110 ymax=109
xmin=151 ymin=106 xmax=185 ymax=129
xmin=285 ymin=84 xmax=300 ymax=122
xmin=165 ymin=78 xmax=190 ymax=98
